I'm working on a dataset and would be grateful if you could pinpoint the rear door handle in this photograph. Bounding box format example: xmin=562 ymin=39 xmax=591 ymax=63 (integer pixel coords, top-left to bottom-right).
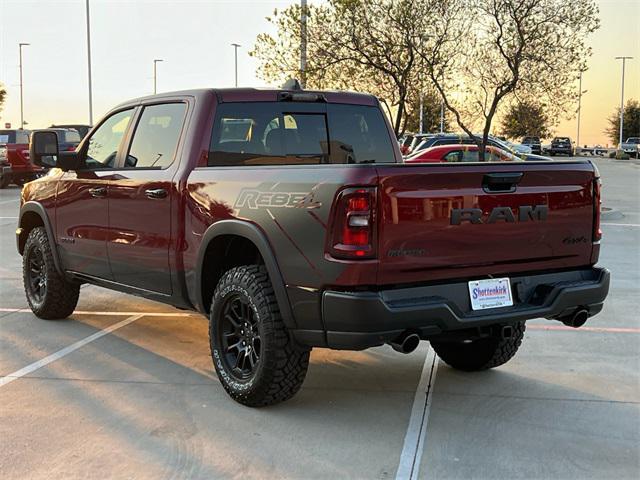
xmin=145 ymin=188 xmax=168 ymax=199
xmin=88 ymin=186 xmax=107 ymax=198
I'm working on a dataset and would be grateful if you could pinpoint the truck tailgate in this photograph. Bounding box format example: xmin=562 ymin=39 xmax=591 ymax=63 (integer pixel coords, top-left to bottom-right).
xmin=376 ymin=162 xmax=596 ymax=286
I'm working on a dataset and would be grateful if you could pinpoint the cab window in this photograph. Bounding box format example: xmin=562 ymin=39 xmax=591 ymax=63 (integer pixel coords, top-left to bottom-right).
xmin=125 ymin=103 xmax=187 ymax=169
xmin=85 ymin=109 xmax=133 ymax=169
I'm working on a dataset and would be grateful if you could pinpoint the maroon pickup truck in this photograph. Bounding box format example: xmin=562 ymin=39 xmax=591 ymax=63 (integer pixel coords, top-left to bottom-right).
xmin=19 ymin=87 xmax=609 ymax=406
xmin=0 ymin=129 xmax=45 ymax=188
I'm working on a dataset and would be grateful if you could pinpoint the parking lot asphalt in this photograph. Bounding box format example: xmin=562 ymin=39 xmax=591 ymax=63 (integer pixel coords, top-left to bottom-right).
xmin=1 ymin=157 xmax=639 ymax=480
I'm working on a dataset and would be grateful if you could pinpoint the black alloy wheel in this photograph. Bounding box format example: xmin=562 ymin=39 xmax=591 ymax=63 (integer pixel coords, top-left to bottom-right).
xmin=26 ymin=245 xmax=46 ymax=304
xmin=219 ymin=294 xmax=262 ymax=379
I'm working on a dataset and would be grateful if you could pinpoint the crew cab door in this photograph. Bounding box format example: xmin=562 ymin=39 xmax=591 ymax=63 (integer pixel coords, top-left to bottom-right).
xmin=107 ymin=102 xmax=188 ymax=295
xmin=55 ymin=109 xmax=134 ymax=279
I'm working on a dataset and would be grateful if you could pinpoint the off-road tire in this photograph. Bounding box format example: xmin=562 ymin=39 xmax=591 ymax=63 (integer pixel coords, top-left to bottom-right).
xmin=23 ymin=227 xmax=80 ymax=319
xmin=431 ymin=322 xmax=525 ymax=371
xmin=209 ymin=265 xmax=310 ymax=407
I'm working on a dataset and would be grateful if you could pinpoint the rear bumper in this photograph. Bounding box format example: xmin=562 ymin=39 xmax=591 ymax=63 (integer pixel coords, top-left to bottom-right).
xmin=551 ymin=147 xmax=573 ymax=154
xmin=320 ymin=267 xmax=609 ymax=350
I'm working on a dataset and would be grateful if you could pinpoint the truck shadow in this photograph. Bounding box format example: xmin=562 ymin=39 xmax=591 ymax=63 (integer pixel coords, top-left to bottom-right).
xmin=4 ymin=313 xmax=638 ymax=479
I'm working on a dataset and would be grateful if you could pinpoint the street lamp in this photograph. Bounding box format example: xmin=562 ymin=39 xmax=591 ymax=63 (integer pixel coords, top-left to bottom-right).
xmin=153 ymin=59 xmax=163 ymax=94
xmin=231 ymin=43 xmax=241 ymax=87
xmin=576 ymin=68 xmax=587 ymax=149
xmin=85 ymin=0 xmax=93 ymax=125
xmin=18 ymin=42 xmax=30 ymax=130
xmin=615 ymin=56 xmax=633 ymax=147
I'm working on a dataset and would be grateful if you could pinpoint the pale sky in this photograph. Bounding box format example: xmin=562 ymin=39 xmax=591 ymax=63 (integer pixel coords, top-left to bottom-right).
xmin=1 ymin=0 xmax=639 ymax=145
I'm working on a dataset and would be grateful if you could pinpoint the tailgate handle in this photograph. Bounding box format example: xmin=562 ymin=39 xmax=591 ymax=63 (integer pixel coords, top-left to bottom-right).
xmin=482 ymin=172 xmax=523 ymax=193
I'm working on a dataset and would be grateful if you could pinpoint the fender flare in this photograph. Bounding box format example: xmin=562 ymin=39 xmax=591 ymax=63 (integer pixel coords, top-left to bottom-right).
xmin=18 ymin=201 xmax=65 ymax=276
xmin=196 ymin=220 xmax=296 ymax=329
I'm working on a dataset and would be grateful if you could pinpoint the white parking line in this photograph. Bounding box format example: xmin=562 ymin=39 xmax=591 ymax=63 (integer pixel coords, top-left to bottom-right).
xmin=0 ymin=307 xmax=197 ymax=317
xmin=0 ymin=199 xmax=19 ymax=205
xmin=0 ymin=216 xmax=17 ymax=219
xmin=602 ymin=222 xmax=640 ymax=227
xmin=396 ymin=346 xmax=439 ymax=480
xmin=0 ymin=314 xmax=144 ymax=388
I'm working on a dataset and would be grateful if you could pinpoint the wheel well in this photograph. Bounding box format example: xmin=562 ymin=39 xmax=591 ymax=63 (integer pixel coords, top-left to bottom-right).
xmin=201 ymin=235 xmax=264 ymax=313
xmin=18 ymin=211 xmax=44 ymax=254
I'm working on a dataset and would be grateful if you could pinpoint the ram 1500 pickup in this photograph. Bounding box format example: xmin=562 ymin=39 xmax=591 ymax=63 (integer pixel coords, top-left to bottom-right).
xmin=19 ymin=87 xmax=609 ymax=406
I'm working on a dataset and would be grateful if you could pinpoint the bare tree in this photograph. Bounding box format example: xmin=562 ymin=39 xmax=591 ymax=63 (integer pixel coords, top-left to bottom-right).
xmin=251 ymin=1 xmax=441 ymax=136
xmin=416 ymin=0 xmax=599 ymax=159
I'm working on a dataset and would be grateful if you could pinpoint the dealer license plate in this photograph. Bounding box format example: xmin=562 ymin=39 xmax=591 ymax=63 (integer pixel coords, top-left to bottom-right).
xmin=468 ymin=278 xmax=513 ymax=311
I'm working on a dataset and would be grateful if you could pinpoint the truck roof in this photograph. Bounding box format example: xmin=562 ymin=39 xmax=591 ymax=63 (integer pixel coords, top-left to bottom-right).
xmin=114 ymin=88 xmax=378 ymax=110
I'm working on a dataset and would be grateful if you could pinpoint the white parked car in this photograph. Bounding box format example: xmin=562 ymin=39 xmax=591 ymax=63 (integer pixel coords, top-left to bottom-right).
xmin=503 ymin=139 xmax=532 ymax=155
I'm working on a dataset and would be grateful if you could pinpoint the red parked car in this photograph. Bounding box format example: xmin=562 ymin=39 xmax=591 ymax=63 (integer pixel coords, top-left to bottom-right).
xmin=0 ymin=129 xmax=44 ymax=188
xmin=405 ymin=144 xmax=525 ymax=163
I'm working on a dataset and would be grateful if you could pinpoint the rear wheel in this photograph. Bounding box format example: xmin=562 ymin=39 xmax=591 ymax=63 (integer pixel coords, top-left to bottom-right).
xmin=23 ymin=227 xmax=80 ymax=319
xmin=209 ymin=265 xmax=310 ymax=407
xmin=0 ymin=176 xmax=9 ymax=189
xmin=431 ymin=322 xmax=525 ymax=371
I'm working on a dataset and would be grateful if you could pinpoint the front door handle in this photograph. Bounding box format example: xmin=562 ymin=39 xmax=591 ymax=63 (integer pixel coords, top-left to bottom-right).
xmin=145 ymin=188 xmax=168 ymax=199
xmin=88 ymin=186 xmax=107 ymax=198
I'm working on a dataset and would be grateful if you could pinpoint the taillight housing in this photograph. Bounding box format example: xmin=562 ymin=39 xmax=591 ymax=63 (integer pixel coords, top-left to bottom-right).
xmin=593 ymin=177 xmax=602 ymax=242
xmin=329 ymin=187 xmax=377 ymax=259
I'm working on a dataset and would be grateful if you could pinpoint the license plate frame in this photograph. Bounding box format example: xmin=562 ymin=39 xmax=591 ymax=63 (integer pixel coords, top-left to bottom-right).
xmin=468 ymin=277 xmax=513 ymax=311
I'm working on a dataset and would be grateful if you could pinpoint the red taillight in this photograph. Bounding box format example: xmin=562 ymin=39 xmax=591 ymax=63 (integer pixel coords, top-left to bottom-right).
xmin=329 ymin=187 xmax=376 ymax=259
xmin=66 ymin=146 xmax=76 ymax=151
xmin=593 ymin=178 xmax=602 ymax=241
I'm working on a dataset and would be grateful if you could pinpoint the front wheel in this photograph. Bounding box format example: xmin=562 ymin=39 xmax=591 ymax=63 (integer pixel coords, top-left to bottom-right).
xmin=23 ymin=227 xmax=80 ymax=319
xmin=431 ymin=322 xmax=525 ymax=371
xmin=209 ymin=265 xmax=310 ymax=407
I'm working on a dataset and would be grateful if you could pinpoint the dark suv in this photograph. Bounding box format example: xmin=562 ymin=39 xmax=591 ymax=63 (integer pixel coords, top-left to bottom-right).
xmin=550 ymin=137 xmax=573 ymax=156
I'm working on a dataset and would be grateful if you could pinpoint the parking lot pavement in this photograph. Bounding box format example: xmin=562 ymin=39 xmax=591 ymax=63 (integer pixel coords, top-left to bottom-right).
xmin=1 ymin=158 xmax=639 ymax=479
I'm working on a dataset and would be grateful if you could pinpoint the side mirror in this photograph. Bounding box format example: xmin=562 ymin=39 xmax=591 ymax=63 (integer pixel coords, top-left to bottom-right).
xmin=30 ymin=130 xmax=81 ymax=171
xmin=30 ymin=130 xmax=59 ymax=168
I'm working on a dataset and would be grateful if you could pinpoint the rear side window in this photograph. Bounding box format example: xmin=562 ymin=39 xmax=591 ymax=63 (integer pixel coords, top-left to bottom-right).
xmin=63 ymin=131 xmax=81 ymax=143
xmin=326 ymin=104 xmax=394 ymax=164
xmin=126 ymin=103 xmax=187 ymax=169
xmin=0 ymin=130 xmax=29 ymax=143
xmin=208 ymin=102 xmax=394 ymax=166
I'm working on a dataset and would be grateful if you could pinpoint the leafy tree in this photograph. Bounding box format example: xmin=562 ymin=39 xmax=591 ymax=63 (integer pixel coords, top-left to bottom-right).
xmin=415 ymin=0 xmax=599 ymax=159
xmin=0 ymin=83 xmax=6 ymax=116
xmin=605 ymin=99 xmax=640 ymax=146
xmin=500 ymin=100 xmax=552 ymax=139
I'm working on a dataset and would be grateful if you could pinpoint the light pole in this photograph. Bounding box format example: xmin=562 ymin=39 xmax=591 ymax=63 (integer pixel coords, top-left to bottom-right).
xmin=231 ymin=43 xmax=241 ymax=87
xmin=300 ymin=0 xmax=308 ymax=87
xmin=85 ymin=0 xmax=93 ymax=125
xmin=615 ymin=56 xmax=633 ymax=147
xmin=18 ymin=42 xmax=30 ymax=129
xmin=153 ymin=59 xmax=163 ymax=94
xmin=576 ymin=69 xmax=587 ymax=149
